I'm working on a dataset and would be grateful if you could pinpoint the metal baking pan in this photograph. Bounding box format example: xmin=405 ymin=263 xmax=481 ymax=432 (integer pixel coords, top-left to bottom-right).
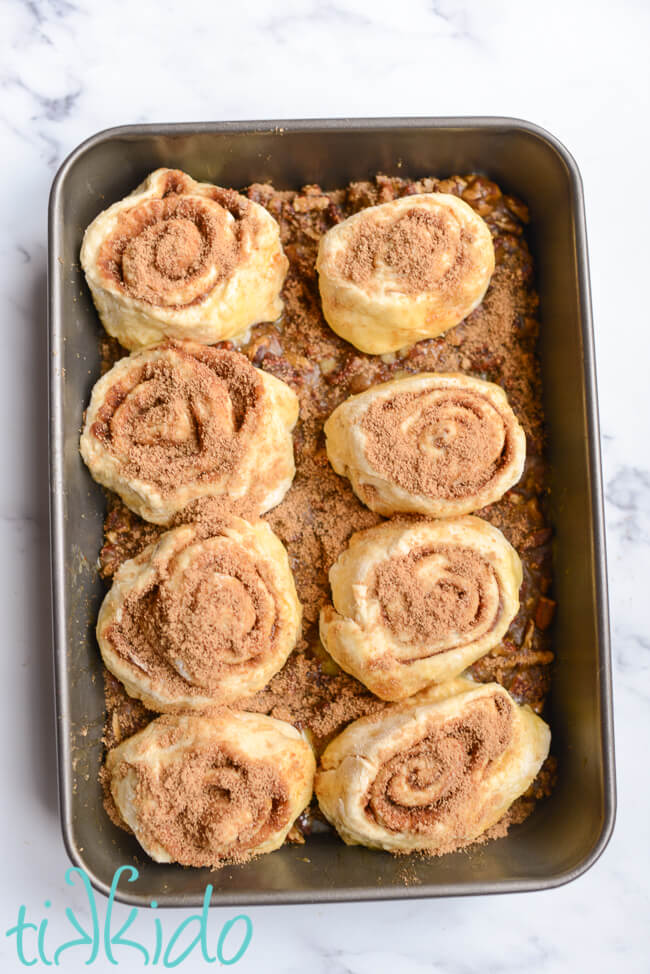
xmin=49 ymin=117 xmax=615 ymax=906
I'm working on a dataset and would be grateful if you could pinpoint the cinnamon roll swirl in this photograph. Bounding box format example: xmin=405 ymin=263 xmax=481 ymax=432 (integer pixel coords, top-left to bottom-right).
xmin=325 ymin=373 xmax=526 ymax=517
xmin=319 ymin=517 xmax=522 ymax=700
xmin=315 ymin=678 xmax=550 ymax=854
xmin=106 ymin=711 xmax=315 ymax=867
xmin=97 ymin=516 xmax=302 ymax=712
xmin=316 ymin=193 xmax=495 ymax=354
xmin=80 ymin=168 xmax=288 ymax=349
xmin=80 ymin=340 xmax=298 ymax=524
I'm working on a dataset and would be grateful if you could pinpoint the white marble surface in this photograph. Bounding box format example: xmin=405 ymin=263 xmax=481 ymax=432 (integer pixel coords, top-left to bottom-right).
xmin=1 ymin=0 xmax=649 ymax=971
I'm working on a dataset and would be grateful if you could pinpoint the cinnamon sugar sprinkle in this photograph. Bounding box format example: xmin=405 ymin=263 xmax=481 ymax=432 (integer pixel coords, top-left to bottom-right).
xmin=92 ymin=343 xmax=262 ymax=496
xmin=340 ymin=206 xmax=469 ymax=294
xmin=372 ymin=546 xmax=498 ymax=648
xmin=367 ymin=694 xmax=512 ymax=850
xmin=99 ymin=172 xmax=557 ymax=855
xmin=120 ymin=739 xmax=290 ymax=868
xmin=106 ymin=521 xmax=281 ymax=698
xmin=361 ymin=387 xmax=515 ymax=498
xmin=97 ymin=170 xmax=258 ymax=309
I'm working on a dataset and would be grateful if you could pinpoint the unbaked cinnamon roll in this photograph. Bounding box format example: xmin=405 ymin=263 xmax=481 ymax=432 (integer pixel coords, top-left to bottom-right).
xmin=320 ymin=517 xmax=522 ymax=700
xmin=106 ymin=711 xmax=315 ymax=867
xmin=325 ymin=373 xmax=526 ymax=517
xmin=80 ymin=340 xmax=298 ymax=524
xmin=315 ymin=677 xmax=550 ymax=854
xmin=316 ymin=193 xmax=495 ymax=354
xmin=97 ymin=516 xmax=301 ymax=712
xmin=80 ymin=168 xmax=288 ymax=349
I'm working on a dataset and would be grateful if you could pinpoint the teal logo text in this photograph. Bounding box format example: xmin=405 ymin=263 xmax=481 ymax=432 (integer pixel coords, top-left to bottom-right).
xmin=6 ymin=866 xmax=253 ymax=967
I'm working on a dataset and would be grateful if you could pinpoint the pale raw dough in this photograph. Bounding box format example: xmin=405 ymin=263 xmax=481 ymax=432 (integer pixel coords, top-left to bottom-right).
xmin=325 ymin=372 xmax=526 ymax=517
xmin=107 ymin=711 xmax=316 ymax=866
xmin=80 ymin=340 xmax=299 ymax=524
xmin=81 ymin=168 xmax=288 ymax=349
xmin=316 ymin=193 xmax=495 ymax=354
xmin=315 ymin=678 xmax=550 ymax=853
xmin=97 ymin=517 xmax=302 ymax=712
xmin=320 ymin=516 xmax=522 ymax=700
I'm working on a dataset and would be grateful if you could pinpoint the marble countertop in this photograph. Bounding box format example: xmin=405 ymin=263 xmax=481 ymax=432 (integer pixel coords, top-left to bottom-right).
xmin=1 ymin=0 xmax=649 ymax=971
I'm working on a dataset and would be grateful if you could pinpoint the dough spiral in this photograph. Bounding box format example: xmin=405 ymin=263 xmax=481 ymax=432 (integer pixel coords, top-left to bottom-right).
xmin=316 ymin=193 xmax=495 ymax=353
xmin=315 ymin=678 xmax=550 ymax=853
xmin=106 ymin=711 xmax=315 ymax=867
xmin=80 ymin=340 xmax=298 ymax=524
xmin=97 ymin=516 xmax=302 ymax=712
xmin=81 ymin=168 xmax=288 ymax=349
xmin=319 ymin=517 xmax=522 ymax=700
xmin=325 ymin=373 xmax=526 ymax=517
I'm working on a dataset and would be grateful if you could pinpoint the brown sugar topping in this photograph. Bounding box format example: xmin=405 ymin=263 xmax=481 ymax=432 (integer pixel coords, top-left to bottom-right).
xmin=239 ymin=652 xmax=386 ymax=749
xmin=372 ymin=545 xmax=499 ymax=650
xmin=121 ymin=738 xmax=290 ymax=867
xmin=366 ymin=693 xmax=513 ymax=845
xmin=340 ymin=206 xmax=469 ymax=294
xmin=265 ymin=453 xmax=381 ymax=626
xmin=91 ymin=342 xmax=263 ymax=496
xmin=361 ymin=387 xmax=514 ymax=499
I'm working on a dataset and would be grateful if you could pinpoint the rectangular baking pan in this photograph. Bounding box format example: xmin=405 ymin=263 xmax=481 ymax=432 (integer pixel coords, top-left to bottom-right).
xmin=49 ymin=117 xmax=615 ymax=906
